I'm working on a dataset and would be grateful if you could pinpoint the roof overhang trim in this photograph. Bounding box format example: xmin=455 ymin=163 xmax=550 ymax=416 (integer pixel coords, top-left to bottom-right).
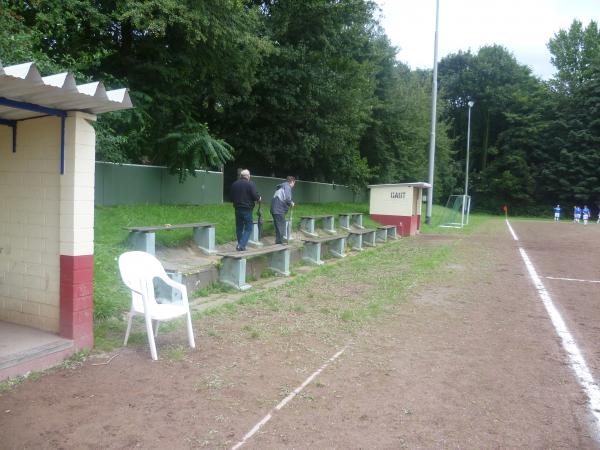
xmin=0 ymin=60 xmax=133 ymax=121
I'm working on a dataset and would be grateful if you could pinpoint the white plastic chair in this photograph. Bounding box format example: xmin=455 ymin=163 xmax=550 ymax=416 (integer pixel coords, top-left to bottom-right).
xmin=118 ymin=251 xmax=196 ymax=360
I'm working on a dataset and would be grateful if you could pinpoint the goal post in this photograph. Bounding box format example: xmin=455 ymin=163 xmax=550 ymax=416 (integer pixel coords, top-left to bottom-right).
xmin=439 ymin=194 xmax=471 ymax=228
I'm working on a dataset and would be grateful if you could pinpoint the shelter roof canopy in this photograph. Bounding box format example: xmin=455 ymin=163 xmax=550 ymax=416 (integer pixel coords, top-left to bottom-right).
xmin=0 ymin=61 xmax=133 ymax=121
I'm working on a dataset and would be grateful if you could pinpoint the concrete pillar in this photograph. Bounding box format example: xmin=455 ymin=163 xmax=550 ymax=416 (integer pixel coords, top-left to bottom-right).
xmin=59 ymin=111 xmax=96 ymax=350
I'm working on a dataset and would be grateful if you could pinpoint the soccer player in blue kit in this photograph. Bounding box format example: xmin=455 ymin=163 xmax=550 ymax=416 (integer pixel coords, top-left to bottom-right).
xmin=582 ymin=205 xmax=591 ymax=225
xmin=553 ymin=205 xmax=561 ymax=221
xmin=574 ymin=205 xmax=582 ymax=223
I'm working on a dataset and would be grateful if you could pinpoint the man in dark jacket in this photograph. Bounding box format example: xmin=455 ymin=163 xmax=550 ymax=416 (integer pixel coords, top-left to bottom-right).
xmin=231 ymin=169 xmax=261 ymax=251
xmin=270 ymin=176 xmax=295 ymax=244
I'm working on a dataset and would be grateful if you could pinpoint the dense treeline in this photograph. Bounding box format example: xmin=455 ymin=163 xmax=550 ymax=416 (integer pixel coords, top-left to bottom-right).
xmin=1 ymin=1 xmax=599 ymax=211
xmin=438 ymin=20 xmax=600 ymax=213
xmin=0 ymin=0 xmax=455 ymax=198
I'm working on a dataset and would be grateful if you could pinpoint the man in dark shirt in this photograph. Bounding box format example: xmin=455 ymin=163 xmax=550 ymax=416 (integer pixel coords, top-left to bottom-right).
xmin=230 ymin=169 xmax=261 ymax=251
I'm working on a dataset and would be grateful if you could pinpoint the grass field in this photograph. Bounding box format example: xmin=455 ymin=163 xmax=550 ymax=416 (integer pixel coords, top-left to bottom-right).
xmin=94 ymin=202 xmax=378 ymax=320
xmin=93 ymin=201 xmax=492 ymax=351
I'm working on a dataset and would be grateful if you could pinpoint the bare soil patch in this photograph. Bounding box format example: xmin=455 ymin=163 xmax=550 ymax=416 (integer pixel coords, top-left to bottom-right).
xmin=0 ymin=219 xmax=597 ymax=449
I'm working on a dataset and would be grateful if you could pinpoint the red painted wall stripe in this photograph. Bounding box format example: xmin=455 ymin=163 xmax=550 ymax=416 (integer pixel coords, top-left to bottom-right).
xmin=60 ymin=255 xmax=94 ymax=349
xmin=370 ymin=214 xmax=420 ymax=236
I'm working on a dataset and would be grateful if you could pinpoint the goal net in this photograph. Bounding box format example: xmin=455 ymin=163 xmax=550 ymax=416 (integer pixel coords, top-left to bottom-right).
xmin=439 ymin=195 xmax=471 ymax=228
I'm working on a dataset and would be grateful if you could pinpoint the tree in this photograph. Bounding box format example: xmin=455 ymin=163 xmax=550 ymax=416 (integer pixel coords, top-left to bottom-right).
xmin=5 ymin=0 xmax=266 ymax=178
xmin=548 ymin=20 xmax=600 ymax=94
xmin=535 ymin=20 xmax=600 ymax=207
xmin=222 ymin=0 xmax=379 ymax=189
xmin=536 ymin=62 xmax=600 ymax=206
xmin=2 ymin=0 xmax=460 ymax=192
xmin=438 ymin=45 xmax=546 ymax=209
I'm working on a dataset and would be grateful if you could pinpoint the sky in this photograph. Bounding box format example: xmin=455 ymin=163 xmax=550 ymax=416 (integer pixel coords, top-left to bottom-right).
xmin=374 ymin=0 xmax=599 ymax=79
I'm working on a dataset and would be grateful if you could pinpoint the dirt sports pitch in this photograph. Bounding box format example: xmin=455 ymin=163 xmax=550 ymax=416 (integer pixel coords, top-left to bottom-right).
xmin=2 ymin=217 xmax=600 ymax=449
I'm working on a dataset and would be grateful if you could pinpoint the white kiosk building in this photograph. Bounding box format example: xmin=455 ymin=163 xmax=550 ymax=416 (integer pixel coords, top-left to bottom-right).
xmin=0 ymin=61 xmax=132 ymax=379
xmin=368 ymin=182 xmax=431 ymax=236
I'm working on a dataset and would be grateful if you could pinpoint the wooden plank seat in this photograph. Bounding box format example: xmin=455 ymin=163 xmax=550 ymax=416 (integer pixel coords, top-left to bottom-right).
xmin=125 ymin=222 xmax=216 ymax=256
xmin=339 ymin=212 xmax=364 ymax=230
xmin=347 ymin=227 xmax=377 ymax=251
xmin=217 ymin=244 xmax=290 ymax=290
xmin=249 ymin=218 xmax=293 ymax=246
xmin=299 ymin=214 xmax=336 ymax=237
xmin=376 ymin=225 xmax=398 ymax=242
xmin=300 ymin=233 xmax=349 ymax=265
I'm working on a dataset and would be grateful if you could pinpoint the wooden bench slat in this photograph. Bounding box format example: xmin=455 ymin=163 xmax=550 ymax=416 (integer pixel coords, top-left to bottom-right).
xmin=300 ymin=234 xmax=349 ymax=243
xmin=217 ymin=244 xmax=288 ymax=259
xmin=299 ymin=214 xmax=334 ymax=219
xmin=348 ymin=228 xmax=376 ymax=235
xmin=125 ymin=222 xmax=215 ymax=232
xmin=377 ymin=225 xmax=395 ymax=229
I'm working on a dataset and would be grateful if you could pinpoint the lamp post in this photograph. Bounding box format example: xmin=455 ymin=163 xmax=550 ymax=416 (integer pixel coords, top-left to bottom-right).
xmin=464 ymin=100 xmax=474 ymax=196
xmin=425 ymin=0 xmax=441 ymax=225
xmin=462 ymin=100 xmax=474 ymax=226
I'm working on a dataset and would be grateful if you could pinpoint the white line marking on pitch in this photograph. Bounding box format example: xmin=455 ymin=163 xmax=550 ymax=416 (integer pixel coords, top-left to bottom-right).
xmin=231 ymin=345 xmax=348 ymax=450
xmin=506 ymin=220 xmax=600 ymax=432
xmin=505 ymin=219 xmax=519 ymax=241
xmin=546 ymin=276 xmax=600 ymax=284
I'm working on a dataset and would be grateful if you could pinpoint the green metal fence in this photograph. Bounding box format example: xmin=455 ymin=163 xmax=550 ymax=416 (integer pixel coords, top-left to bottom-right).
xmin=95 ymin=162 xmax=223 ymax=205
xmin=250 ymin=175 xmax=367 ymax=205
xmin=95 ymin=163 xmax=367 ymax=205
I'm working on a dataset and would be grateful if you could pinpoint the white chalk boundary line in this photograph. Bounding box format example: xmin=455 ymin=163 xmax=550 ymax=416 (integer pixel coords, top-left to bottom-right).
xmin=505 ymin=219 xmax=519 ymax=241
xmin=506 ymin=219 xmax=600 ymax=432
xmin=546 ymin=276 xmax=600 ymax=284
xmin=231 ymin=345 xmax=348 ymax=450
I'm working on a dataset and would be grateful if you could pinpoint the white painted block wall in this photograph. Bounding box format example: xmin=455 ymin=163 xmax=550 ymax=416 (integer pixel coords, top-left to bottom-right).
xmin=0 ymin=112 xmax=97 ymax=333
xmin=0 ymin=117 xmax=61 ymax=332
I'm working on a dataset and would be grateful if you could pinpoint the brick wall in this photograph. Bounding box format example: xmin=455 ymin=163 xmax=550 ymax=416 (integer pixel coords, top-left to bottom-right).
xmin=0 ymin=116 xmax=61 ymax=332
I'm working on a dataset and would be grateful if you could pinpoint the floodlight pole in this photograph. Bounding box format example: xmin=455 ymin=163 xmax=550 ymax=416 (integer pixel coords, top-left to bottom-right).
xmin=462 ymin=100 xmax=474 ymax=227
xmin=425 ymin=0 xmax=440 ymax=225
xmin=464 ymin=100 xmax=474 ymax=197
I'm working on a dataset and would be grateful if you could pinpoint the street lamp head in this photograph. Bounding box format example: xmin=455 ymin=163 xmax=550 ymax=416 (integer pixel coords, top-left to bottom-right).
xmin=468 ymin=100 xmax=475 ymax=108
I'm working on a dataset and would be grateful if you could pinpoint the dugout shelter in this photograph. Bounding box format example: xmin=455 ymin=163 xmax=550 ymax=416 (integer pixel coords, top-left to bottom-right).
xmin=368 ymin=182 xmax=431 ymax=236
xmin=0 ymin=61 xmax=132 ymax=379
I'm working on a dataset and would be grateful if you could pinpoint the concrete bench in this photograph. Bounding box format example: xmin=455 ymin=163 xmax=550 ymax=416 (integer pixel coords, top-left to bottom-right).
xmin=217 ymin=244 xmax=290 ymax=290
xmin=300 ymin=233 xmax=348 ymax=265
xmin=249 ymin=218 xmax=293 ymax=247
xmin=347 ymin=227 xmax=376 ymax=251
xmin=376 ymin=225 xmax=398 ymax=242
xmin=339 ymin=212 xmax=364 ymax=230
xmin=125 ymin=223 xmax=216 ymax=256
xmin=299 ymin=214 xmax=336 ymax=237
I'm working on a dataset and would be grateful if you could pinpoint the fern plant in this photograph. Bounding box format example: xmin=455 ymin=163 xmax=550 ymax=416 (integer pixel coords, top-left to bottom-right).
xmin=158 ymin=120 xmax=234 ymax=181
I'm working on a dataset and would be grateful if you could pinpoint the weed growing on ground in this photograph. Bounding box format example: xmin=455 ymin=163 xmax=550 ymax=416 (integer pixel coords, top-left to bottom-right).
xmin=261 ymin=268 xmax=277 ymax=279
xmin=216 ymin=237 xmax=460 ymax=341
xmin=241 ymin=324 xmax=261 ymax=339
xmin=164 ymin=345 xmax=186 ymax=361
xmin=61 ymin=350 xmax=90 ymax=369
xmin=0 ymin=375 xmax=27 ymax=392
xmin=0 ymin=350 xmax=89 ymax=392
xmin=192 ymin=282 xmax=233 ymax=298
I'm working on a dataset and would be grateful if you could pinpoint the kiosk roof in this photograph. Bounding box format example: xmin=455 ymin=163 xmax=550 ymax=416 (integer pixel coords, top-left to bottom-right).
xmin=368 ymin=182 xmax=432 ymax=189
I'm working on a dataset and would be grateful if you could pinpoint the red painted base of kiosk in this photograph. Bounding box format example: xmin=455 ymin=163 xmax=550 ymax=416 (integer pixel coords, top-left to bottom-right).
xmin=370 ymin=214 xmax=421 ymax=237
xmin=60 ymin=255 xmax=94 ymax=350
